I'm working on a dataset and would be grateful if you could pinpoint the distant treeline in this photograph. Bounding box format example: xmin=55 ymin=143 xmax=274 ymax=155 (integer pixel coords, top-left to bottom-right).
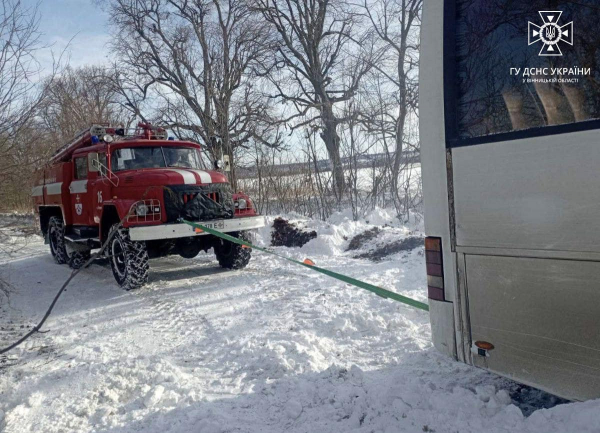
xmin=237 ymin=150 xmax=421 ymax=179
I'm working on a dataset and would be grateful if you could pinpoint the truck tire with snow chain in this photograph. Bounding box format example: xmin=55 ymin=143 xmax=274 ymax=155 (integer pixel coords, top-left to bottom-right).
xmin=214 ymin=231 xmax=251 ymax=270
xmin=48 ymin=216 xmax=69 ymax=265
xmin=108 ymin=224 xmax=149 ymax=290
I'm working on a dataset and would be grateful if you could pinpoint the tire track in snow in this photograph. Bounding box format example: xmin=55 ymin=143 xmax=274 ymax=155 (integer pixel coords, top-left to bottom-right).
xmin=150 ymin=296 xmax=200 ymax=343
xmin=133 ymin=291 xmax=206 ymax=351
xmin=125 ymin=257 xmax=224 ymax=354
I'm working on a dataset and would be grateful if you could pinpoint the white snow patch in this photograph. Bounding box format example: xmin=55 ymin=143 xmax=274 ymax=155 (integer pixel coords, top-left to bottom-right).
xmin=144 ymin=385 xmax=165 ymax=408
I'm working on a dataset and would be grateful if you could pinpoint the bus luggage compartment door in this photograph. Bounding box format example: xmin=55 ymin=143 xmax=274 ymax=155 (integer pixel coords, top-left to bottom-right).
xmin=465 ymin=254 xmax=600 ymax=401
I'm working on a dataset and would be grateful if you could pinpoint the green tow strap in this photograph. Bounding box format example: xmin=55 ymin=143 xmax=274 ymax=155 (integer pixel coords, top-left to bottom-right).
xmin=181 ymin=219 xmax=429 ymax=312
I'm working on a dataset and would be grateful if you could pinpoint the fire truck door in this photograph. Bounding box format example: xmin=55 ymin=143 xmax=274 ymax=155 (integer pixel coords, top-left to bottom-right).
xmin=70 ymin=156 xmax=92 ymax=226
xmin=88 ymin=152 xmax=111 ymax=227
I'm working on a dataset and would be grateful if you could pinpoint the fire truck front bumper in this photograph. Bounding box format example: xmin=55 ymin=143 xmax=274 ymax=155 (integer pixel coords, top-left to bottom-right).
xmin=128 ymin=216 xmax=265 ymax=242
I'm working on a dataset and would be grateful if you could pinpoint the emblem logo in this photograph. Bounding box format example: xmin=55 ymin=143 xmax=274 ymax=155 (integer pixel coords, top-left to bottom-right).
xmin=529 ymin=11 xmax=573 ymax=56
xmin=75 ymin=203 xmax=83 ymax=215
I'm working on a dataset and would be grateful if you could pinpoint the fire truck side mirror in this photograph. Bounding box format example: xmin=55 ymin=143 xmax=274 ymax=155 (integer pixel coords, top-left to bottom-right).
xmin=223 ymin=155 xmax=231 ymax=172
xmin=88 ymin=153 xmax=100 ymax=173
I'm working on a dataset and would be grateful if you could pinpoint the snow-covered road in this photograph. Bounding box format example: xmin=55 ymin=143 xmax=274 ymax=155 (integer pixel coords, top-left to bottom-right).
xmin=0 ymin=211 xmax=597 ymax=433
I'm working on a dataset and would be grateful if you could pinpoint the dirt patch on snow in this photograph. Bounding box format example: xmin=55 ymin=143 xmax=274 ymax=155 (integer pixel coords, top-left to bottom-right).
xmin=271 ymin=217 xmax=317 ymax=248
xmin=346 ymin=227 xmax=382 ymax=251
xmin=354 ymin=236 xmax=423 ymax=262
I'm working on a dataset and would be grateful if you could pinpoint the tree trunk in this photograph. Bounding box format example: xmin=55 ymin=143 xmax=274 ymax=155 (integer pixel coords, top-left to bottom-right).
xmin=391 ymin=108 xmax=406 ymax=212
xmin=319 ymin=104 xmax=344 ymax=201
xmin=225 ymin=139 xmax=237 ymax=191
xmin=391 ymin=40 xmax=409 ymax=215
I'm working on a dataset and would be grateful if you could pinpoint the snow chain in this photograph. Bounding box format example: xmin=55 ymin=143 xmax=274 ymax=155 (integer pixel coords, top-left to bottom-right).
xmin=180 ymin=219 xmax=430 ymax=312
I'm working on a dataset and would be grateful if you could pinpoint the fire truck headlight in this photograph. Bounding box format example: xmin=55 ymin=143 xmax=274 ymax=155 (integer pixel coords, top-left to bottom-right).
xmin=236 ymin=198 xmax=247 ymax=209
xmin=135 ymin=203 xmax=149 ymax=216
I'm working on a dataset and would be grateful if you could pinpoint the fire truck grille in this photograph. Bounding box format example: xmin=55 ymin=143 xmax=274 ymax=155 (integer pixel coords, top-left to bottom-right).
xmin=163 ymin=184 xmax=234 ymax=223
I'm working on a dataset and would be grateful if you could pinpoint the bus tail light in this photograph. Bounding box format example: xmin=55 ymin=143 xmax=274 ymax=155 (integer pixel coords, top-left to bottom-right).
xmin=425 ymin=237 xmax=444 ymax=301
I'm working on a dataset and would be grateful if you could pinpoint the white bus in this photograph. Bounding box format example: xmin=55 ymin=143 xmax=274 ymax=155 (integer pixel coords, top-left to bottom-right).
xmin=420 ymin=0 xmax=600 ymax=401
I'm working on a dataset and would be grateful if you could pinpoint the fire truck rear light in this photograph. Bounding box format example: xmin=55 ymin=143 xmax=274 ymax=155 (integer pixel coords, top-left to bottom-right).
xmin=425 ymin=236 xmax=445 ymax=301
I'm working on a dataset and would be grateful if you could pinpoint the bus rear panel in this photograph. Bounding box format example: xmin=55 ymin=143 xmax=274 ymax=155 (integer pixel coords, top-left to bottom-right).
xmin=421 ymin=0 xmax=600 ymax=401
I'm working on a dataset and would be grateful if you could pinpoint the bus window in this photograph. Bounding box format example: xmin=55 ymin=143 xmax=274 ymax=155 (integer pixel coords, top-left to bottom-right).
xmin=452 ymin=0 xmax=600 ymax=141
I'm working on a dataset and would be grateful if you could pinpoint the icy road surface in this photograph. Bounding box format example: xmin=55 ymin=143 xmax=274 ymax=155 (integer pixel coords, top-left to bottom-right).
xmin=0 ymin=210 xmax=597 ymax=433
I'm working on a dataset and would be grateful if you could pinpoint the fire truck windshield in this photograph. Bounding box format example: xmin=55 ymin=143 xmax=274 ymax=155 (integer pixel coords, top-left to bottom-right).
xmin=111 ymin=147 xmax=202 ymax=171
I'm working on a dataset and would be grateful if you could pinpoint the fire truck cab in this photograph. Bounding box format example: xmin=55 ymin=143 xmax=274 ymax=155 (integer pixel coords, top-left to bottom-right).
xmin=32 ymin=123 xmax=264 ymax=290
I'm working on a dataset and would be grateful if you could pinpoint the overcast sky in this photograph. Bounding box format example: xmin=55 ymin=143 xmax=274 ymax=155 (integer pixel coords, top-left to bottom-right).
xmin=25 ymin=0 xmax=110 ymax=73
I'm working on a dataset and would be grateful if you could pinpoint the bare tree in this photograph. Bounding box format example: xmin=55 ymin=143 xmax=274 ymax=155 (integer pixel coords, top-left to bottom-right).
xmin=39 ymin=65 xmax=134 ymax=144
xmin=0 ymin=0 xmax=44 ymax=137
xmin=105 ymin=0 xmax=282 ymax=188
xmin=254 ymin=0 xmax=379 ymax=201
xmin=0 ymin=0 xmax=56 ymax=211
xmin=358 ymin=0 xmax=422 ymax=215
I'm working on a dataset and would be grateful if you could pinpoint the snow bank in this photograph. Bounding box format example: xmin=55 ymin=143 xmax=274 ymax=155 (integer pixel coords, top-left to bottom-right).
xmin=257 ymin=207 xmax=420 ymax=259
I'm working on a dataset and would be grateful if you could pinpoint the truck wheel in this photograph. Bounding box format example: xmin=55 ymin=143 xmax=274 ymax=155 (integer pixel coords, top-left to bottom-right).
xmin=69 ymin=250 xmax=91 ymax=270
xmin=214 ymin=231 xmax=251 ymax=270
xmin=108 ymin=225 xmax=149 ymax=290
xmin=48 ymin=216 xmax=69 ymax=265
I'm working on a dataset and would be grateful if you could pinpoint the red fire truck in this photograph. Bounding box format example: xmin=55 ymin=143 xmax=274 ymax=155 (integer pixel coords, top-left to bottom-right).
xmin=32 ymin=123 xmax=264 ymax=290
